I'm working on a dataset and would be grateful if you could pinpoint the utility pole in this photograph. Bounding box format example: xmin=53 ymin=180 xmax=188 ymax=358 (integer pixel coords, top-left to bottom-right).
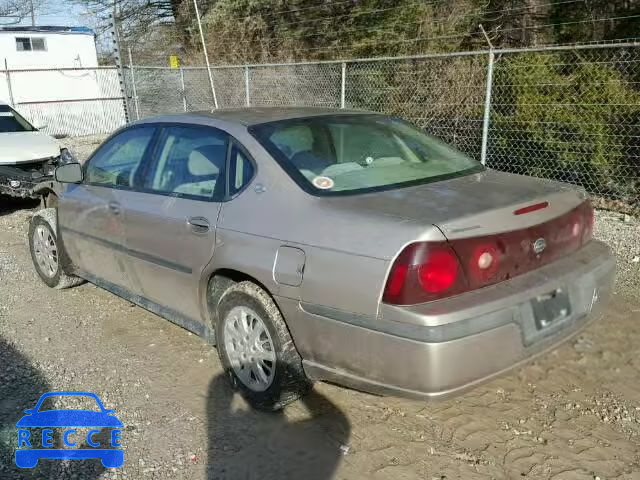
xmin=479 ymin=24 xmax=495 ymax=166
xmin=192 ymin=0 xmax=218 ymax=108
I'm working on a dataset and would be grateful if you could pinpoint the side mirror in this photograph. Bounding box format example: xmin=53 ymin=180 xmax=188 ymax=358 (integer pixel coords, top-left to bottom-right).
xmin=54 ymin=162 xmax=83 ymax=183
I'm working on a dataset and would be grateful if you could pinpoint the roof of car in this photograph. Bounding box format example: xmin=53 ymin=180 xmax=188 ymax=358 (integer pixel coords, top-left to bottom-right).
xmin=190 ymin=106 xmax=380 ymax=126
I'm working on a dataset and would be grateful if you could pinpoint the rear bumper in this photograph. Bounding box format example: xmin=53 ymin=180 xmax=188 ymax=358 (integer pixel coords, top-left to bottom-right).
xmin=281 ymin=240 xmax=615 ymax=400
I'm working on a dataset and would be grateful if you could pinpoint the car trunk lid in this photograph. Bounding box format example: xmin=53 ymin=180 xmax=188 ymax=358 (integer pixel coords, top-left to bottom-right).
xmin=325 ymin=169 xmax=586 ymax=236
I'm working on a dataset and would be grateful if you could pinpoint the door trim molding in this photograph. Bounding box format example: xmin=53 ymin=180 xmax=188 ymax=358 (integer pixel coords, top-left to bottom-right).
xmin=61 ymin=225 xmax=193 ymax=274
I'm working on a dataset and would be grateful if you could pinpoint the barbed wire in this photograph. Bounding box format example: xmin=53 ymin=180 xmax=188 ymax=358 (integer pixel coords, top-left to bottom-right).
xmin=213 ymin=0 xmax=583 ymax=24
xmin=201 ymin=12 xmax=640 ymax=59
xmin=121 ymin=0 xmax=640 ymax=66
xmin=487 ymin=13 xmax=640 ymax=36
xmin=216 ymin=0 xmax=584 ymax=30
xmin=234 ymin=14 xmax=640 ymax=57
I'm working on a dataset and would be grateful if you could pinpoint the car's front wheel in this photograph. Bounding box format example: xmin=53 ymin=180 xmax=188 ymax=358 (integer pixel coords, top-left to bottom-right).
xmin=28 ymin=209 xmax=84 ymax=289
xmin=215 ymin=281 xmax=312 ymax=411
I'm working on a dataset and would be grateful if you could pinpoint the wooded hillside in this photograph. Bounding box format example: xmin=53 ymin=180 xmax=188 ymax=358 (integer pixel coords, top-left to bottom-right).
xmin=86 ymin=0 xmax=640 ymax=64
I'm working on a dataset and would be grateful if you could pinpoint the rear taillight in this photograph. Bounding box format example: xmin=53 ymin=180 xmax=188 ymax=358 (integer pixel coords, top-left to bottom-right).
xmin=382 ymin=242 xmax=467 ymax=305
xmin=418 ymin=249 xmax=459 ymax=293
xmin=383 ymin=200 xmax=594 ymax=306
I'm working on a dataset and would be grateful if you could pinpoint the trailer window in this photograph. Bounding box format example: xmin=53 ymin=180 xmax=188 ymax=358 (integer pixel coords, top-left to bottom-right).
xmin=15 ymin=37 xmax=46 ymax=51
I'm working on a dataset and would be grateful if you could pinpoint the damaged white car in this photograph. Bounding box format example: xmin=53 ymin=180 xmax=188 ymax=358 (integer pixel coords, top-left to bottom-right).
xmin=0 ymin=101 xmax=73 ymax=205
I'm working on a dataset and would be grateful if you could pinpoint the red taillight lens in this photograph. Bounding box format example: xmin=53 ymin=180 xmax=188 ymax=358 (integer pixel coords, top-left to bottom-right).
xmin=383 ymin=243 xmax=466 ymax=305
xmin=418 ymin=249 xmax=458 ymax=293
xmin=385 ymin=263 xmax=408 ymax=297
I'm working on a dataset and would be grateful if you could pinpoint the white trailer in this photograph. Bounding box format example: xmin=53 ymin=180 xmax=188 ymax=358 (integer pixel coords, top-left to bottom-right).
xmin=0 ymin=26 xmax=126 ymax=137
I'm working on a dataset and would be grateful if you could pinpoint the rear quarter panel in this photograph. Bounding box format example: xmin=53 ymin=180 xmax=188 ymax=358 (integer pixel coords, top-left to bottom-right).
xmin=212 ymin=179 xmax=446 ymax=317
xmin=300 ymin=247 xmax=390 ymax=316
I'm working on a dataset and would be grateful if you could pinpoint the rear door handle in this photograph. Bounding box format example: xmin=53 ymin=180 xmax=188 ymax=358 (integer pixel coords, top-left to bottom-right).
xmin=107 ymin=202 xmax=121 ymax=214
xmin=187 ymin=216 xmax=210 ymax=233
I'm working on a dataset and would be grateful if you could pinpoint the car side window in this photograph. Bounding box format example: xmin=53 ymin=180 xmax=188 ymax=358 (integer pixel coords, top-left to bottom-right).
xmin=85 ymin=127 xmax=155 ymax=188
xmin=144 ymin=126 xmax=228 ymax=201
xmin=229 ymin=145 xmax=255 ymax=196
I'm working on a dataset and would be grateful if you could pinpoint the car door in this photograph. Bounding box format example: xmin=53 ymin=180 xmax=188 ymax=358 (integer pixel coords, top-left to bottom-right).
xmin=58 ymin=126 xmax=156 ymax=290
xmin=116 ymin=124 xmax=231 ymax=322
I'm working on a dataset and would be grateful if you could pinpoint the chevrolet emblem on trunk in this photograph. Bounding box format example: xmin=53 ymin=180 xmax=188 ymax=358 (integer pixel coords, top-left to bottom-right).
xmin=533 ymin=237 xmax=547 ymax=255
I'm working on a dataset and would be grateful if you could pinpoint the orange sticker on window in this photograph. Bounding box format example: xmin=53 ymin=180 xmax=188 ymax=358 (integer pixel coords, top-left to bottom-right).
xmin=312 ymin=176 xmax=334 ymax=189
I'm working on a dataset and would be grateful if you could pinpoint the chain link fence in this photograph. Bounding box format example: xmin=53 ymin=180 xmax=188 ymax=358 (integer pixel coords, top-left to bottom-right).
xmin=4 ymin=44 xmax=637 ymax=205
xmin=489 ymin=46 xmax=640 ymax=204
xmin=344 ymin=54 xmax=487 ymax=159
xmin=123 ymin=43 xmax=639 ymax=204
xmin=1 ymin=66 xmax=127 ymax=137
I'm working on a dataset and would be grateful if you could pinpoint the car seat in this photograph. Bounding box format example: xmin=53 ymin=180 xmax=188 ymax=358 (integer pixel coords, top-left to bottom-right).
xmin=173 ymin=144 xmax=226 ymax=197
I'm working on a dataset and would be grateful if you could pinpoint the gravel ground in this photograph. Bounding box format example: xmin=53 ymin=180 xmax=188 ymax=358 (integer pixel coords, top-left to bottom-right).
xmin=59 ymin=134 xmax=106 ymax=164
xmin=0 ymin=137 xmax=639 ymax=479
xmin=593 ymin=210 xmax=640 ymax=297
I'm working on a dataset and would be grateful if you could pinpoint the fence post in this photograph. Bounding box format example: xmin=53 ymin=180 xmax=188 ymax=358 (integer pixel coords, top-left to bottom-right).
xmin=193 ymin=0 xmax=218 ymax=108
xmin=127 ymin=47 xmax=140 ymax=120
xmin=110 ymin=10 xmax=130 ymax=123
xmin=480 ymin=50 xmax=494 ymax=166
xmin=4 ymin=59 xmax=15 ymax=107
xmin=244 ymin=66 xmax=250 ymax=107
xmin=180 ymin=67 xmax=187 ymax=112
xmin=340 ymin=62 xmax=346 ymax=109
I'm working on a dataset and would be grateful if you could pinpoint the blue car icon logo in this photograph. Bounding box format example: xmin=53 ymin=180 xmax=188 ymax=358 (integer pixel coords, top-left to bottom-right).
xmin=15 ymin=391 xmax=123 ymax=468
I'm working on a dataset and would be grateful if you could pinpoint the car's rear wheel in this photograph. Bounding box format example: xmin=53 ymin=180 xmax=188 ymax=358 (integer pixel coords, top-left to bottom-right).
xmin=215 ymin=281 xmax=312 ymax=411
xmin=28 ymin=209 xmax=84 ymax=289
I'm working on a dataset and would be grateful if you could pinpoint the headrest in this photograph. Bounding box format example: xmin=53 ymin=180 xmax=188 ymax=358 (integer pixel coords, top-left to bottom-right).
xmin=188 ymin=145 xmax=224 ymax=176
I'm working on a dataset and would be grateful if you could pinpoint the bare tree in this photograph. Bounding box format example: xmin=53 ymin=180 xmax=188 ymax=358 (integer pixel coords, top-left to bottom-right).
xmin=0 ymin=0 xmax=39 ymax=25
xmin=74 ymin=0 xmax=200 ymax=43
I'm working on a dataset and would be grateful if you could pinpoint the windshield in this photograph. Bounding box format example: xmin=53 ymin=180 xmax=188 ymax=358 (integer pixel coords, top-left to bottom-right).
xmin=250 ymin=115 xmax=482 ymax=195
xmin=0 ymin=104 xmax=35 ymax=133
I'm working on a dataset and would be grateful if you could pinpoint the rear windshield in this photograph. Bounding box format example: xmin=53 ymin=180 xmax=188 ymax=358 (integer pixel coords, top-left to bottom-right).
xmin=0 ymin=104 xmax=35 ymax=133
xmin=250 ymin=115 xmax=482 ymax=195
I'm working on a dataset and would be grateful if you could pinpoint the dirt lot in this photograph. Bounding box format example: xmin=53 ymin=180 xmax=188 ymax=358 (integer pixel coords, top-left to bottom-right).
xmin=0 ymin=144 xmax=639 ymax=478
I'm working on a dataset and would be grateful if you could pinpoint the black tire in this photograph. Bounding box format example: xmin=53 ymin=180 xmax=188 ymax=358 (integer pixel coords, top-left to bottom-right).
xmin=215 ymin=281 xmax=312 ymax=411
xmin=28 ymin=209 xmax=84 ymax=289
